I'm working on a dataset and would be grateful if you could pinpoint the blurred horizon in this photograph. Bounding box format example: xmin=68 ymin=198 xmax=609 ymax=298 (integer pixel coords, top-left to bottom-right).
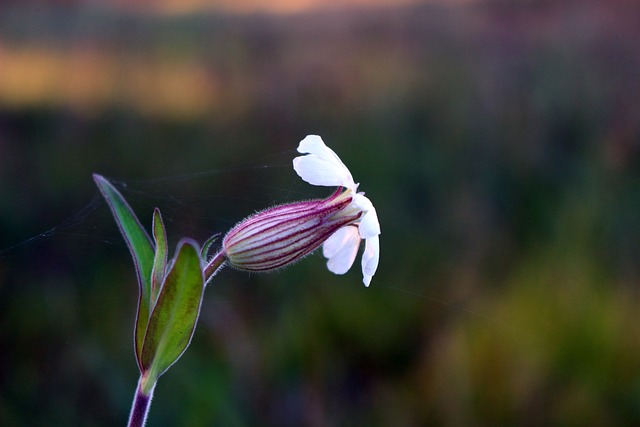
xmin=2 ymin=0 xmax=638 ymax=118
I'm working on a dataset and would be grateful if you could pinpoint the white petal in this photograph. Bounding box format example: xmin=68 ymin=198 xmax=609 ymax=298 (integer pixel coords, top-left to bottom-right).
xmin=322 ymin=226 xmax=349 ymax=258
xmin=293 ymin=135 xmax=357 ymax=191
xmin=353 ymin=194 xmax=380 ymax=238
xmin=361 ymin=235 xmax=379 ymax=287
xmin=323 ymin=226 xmax=361 ymax=275
xmin=297 ymin=135 xmax=346 ymax=166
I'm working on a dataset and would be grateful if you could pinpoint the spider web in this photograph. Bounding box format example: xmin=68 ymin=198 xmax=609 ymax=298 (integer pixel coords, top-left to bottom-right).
xmin=0 ymin=149 xmax=307 ymax=260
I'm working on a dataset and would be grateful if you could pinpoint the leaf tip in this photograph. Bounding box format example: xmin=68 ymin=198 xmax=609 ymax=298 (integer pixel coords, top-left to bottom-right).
xmin=93 ymin=173 xmax=106 ymax=185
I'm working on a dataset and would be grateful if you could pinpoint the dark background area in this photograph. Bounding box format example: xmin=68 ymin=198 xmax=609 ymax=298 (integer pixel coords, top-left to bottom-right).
xmin=2 ymin=1 xmax=640 ymax=425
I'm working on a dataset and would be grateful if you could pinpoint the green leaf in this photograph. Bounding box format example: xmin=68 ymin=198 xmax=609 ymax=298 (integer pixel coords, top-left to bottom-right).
xmin=93 ymin=174 xmax=155 ymax=371
xmin=151 ymin=208 xmax=168 ymax=306
xmin=140 ymin=239 xmax=204 ymax=379
xmin=200 ymin=232 xmax=220 ymax=260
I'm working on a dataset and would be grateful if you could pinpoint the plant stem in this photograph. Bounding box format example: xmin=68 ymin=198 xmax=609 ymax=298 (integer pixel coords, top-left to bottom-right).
xmin=127 ymin=248 xmax=224 ymax=426
xmin=128 ymin=375 xmax=156 ymax=427
xmin=204 ymin=250 xmax=227 ymax=284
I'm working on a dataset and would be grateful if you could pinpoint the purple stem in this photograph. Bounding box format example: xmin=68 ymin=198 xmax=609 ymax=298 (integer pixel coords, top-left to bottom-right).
xmin=128 ymin=377 xmax=156 ymax=427
xmin=204 ymin=250 xmax=227 ymax=284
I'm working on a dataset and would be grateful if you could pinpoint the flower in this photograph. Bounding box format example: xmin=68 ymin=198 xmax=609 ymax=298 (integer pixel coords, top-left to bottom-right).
xmin=222 ymin=135 xmax=380 ymax=286
xmin=293 ymin=135 xmax=380 ymax=286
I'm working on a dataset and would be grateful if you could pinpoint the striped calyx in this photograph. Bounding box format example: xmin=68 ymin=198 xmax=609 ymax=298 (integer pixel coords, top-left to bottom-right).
xmin=222 ymin=189 xmax=360 ymax=272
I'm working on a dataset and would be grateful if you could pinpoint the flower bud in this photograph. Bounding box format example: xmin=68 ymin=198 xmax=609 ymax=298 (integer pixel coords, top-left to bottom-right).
xmin=222 ymin=190 xmax=360 ymax=272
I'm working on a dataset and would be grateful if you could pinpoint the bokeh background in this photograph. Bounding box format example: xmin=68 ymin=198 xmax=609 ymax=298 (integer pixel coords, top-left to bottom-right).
xmin=2 ymin=0 xmax=640 ymax=425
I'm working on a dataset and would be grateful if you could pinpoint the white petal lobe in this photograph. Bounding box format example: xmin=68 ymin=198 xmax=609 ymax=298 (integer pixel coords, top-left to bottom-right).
xmin=297 ymin=135 xmax=347 ymax=168
xmin=353 ymin=194 xmax=380 ymax=238
xmin=294 ymin=135 xmax=357 ymax=190
xmin=361 ymin=235 xmax=380 ymax=287
xmin=323 ymin=227 xmax=360 ymax=275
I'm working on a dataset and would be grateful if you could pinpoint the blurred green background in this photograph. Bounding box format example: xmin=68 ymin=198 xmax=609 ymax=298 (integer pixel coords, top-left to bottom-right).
xmin=2 ymin=0 xmax=640 ymax=425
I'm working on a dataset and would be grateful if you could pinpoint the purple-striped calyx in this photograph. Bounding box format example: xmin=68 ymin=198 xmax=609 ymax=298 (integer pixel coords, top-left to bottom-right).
xmin=222 ymin=135 xmax=380 ymax=286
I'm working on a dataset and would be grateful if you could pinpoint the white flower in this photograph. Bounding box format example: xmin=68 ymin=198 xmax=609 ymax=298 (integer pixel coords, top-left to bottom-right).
xmin=220 ymin=135 xmax=380 ymax=287
xmin=293 ymin=135 xmax=380 ymax=286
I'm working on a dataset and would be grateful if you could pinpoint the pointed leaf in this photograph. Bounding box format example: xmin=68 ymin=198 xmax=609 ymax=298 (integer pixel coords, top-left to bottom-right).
xmin=140 ymin=239 xmax=204 ymax=379
xmin=151 ymin=208 xmax=168 ymax=306
xmin=93 ymin=174 xmax=155 ymax=370
xmin=200 ymin=232 xmax=220 ymax=260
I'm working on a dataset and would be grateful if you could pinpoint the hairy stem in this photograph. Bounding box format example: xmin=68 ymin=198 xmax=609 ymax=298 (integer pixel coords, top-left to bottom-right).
xmin=128 ymin=375 xmax=156 ymax=427
xmin=204 ymin=250 xmax=227 ymax=285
